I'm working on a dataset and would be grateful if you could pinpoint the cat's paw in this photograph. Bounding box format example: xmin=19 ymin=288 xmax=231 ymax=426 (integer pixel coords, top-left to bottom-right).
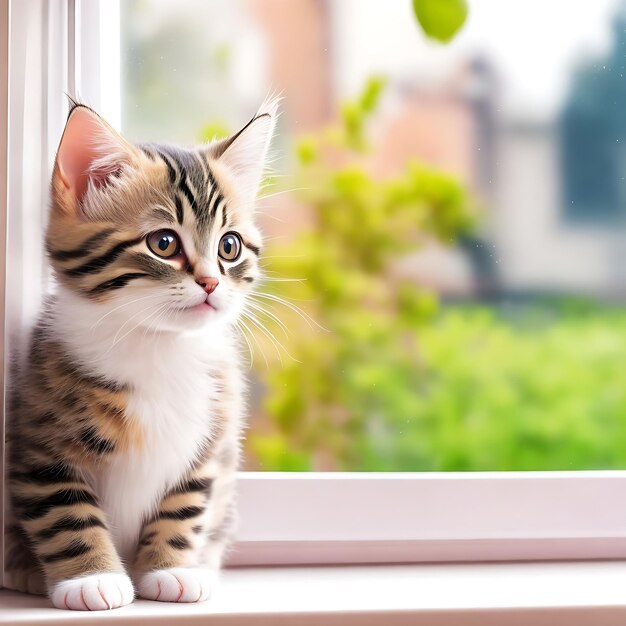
xmin=50 ymin=572 xmax=134 ymax=610
xmin=137 ymin=567 xmax=214 ymax=602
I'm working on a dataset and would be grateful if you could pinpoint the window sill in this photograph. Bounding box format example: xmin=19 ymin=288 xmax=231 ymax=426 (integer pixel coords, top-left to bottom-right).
xmin=233 ymin=472 xmax=626 ymax=566
xmin=2 ymin=561 xmax=626 ymax=625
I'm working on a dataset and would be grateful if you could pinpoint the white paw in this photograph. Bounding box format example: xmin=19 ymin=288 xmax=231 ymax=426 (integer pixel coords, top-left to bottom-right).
xmin=50 ymin=572 xmax=134 ymax=611
xmin=137 ymin=567 xmax=215 ymax=602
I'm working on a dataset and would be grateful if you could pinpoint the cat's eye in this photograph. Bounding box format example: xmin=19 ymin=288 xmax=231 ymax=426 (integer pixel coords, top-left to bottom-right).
xmin=147 ymin=229 xmax=181 ymax=259
xmin=218 ymin=232 xmax=242 ymax=262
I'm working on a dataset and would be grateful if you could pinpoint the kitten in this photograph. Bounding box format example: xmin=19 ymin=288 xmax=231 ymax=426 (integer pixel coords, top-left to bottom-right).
xmin=4 ymin=99 xmax=277 ymax=610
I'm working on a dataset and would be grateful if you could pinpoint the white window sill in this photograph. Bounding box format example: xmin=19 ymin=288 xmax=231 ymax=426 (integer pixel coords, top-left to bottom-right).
xmin=1 ymin=561 xmax=626 ymax=625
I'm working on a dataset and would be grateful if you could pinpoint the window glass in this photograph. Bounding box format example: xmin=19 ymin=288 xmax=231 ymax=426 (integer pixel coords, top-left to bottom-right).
xmin=121 ymin=0 xmax=626 ymax=471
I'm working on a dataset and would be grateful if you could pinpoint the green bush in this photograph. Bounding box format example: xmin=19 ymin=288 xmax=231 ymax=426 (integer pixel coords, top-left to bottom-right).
xmin=382 ymin=303 xmax=626 ymax=471
xmin=251 ymin=297 xmax=626 ymax=471
xmin=246 ymin=79 xmax=474 ymax=470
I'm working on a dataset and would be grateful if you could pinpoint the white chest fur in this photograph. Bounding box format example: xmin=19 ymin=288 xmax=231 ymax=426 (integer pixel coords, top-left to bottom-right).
xmin=51 ymin=290 xmax=230 ymax=563
xmin=97 ymin=341 xmax=216 ymax=562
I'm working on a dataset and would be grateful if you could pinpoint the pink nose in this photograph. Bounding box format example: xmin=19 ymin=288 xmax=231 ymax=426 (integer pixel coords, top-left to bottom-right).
xmin=196 ymin=276 xmax=219 ymax=295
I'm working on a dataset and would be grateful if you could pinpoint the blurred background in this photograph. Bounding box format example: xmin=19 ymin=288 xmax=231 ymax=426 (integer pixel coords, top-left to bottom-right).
xmin=120 ymin=0 xmax=626 ymax=471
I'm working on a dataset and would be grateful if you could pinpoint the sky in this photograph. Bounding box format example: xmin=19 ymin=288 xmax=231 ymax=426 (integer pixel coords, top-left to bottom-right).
xmin=335 ymin=0 xmax=621 ymax=120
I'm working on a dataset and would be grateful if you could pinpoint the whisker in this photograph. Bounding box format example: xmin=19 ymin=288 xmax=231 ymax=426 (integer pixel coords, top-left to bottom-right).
xmin=256 ymin=235 xmax=294 ymax=244
xmin=249 ymin=292 xmax=327 ymax=331
xmin=243 ymin=300 xmax=290 ymax=338
xmin=256 ymin=213 xmax=291 ymax=225
xmin=257 ymin=187 xmax=311 ymax=201
xmin=258 ymin=275 xmax=306 ymax=283
xmin=153 ymin=301 xmax=180 ymax=341
xmin=241 ymin=311 xmax=284 ymax=365
xmin=142 ymin=300 xmax=171 ymax=339
xmin=109 ymin=301 xmax=160 ymax=346
xmin=252 ymin=291 xmax=315 ymax=303
xmin=234 ymin=320 xmax=255 ymax=369
xmin=109 ymin=301 xmax=170 ymax=351
xmin=241 ymin=309 xmax=302 ymax=364
xmin=239 ymin=317 xmax=269 ymax=369
xmin=90 ymin=292 xmax=164 ymax=330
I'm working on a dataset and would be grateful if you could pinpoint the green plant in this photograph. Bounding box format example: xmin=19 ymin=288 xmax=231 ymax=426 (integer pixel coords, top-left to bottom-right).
xmin=389 ymin=303 xmax=626 ymax=471
xmin=412 ymin=0 xmax=468 ymax=43
xmin=247 ymin=78 xmax=474 ymax=470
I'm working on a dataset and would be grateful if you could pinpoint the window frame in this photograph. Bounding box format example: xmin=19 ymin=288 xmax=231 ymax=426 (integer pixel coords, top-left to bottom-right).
xmin=3 ymin=0 xmax=626 ymax=583
xmin=231 ymin=471 xmax=626 ymax=566
xmin=0 ymin=0 xmax=8 ymax=590
xmin=0 ymin=0 xmax=121 ymax=586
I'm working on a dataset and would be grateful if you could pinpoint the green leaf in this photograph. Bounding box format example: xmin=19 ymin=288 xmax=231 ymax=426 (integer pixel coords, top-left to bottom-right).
xmin=296 ymin=137 xmax=318 ymax=165
xmin=359 ymin=76 xmax=386 ymax=113
xmin=412 ymin=0 xmax=468 ymax=43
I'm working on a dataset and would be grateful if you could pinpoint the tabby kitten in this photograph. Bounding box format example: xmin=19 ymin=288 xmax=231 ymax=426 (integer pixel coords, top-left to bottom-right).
xmin=5 ymin=99 xmax=277 ymax=610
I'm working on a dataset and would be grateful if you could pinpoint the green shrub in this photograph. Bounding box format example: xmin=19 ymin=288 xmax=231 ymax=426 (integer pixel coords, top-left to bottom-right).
xmin=246 ymin=79 xmax=474 ymax=470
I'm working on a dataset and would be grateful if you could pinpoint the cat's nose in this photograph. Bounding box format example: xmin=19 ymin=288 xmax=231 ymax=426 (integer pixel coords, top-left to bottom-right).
xmin=196 ymin=276 xmax=219 ymax=295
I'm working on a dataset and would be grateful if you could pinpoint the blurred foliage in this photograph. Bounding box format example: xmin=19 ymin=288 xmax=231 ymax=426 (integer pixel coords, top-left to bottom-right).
xmin=199 ymin=121 xmax=230 ymax=143
xmin=245 ymin=79 xmax=626 ymax=472
xmin=387 ymin=302 xmax=626 ymax=471
xmin=412 ymin=0 xmax=468 ymax=43
xmin=247 ymin=78 xmax=474 ymax=470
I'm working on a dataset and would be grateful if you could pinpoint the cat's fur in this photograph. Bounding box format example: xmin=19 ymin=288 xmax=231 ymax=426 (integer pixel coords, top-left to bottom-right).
xmin=4 ymin=100 xmax=277 ymax=609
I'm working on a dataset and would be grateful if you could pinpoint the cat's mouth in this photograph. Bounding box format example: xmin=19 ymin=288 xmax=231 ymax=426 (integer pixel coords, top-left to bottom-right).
xmin=178 ymin=297 xmax=217 ymax=314
xmin=196 ymin=300 xmax=216 ymax=312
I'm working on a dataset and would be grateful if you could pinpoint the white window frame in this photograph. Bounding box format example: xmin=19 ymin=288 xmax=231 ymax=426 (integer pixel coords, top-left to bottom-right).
xmin=2 ymin=0 xmax=626 ymax=585
xmin=232 ymin=471 xmax=626 ymax=566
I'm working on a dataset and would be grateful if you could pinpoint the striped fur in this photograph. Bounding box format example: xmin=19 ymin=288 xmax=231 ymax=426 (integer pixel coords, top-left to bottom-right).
xmin=6 ymin=100 xmax=278 ymax=609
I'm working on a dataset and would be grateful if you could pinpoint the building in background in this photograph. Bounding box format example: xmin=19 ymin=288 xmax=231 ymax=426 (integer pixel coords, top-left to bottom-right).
xmin=249 ymin=0 xmax=626 ymax=299
xmin=122 ymin=0 xmax=626 ymax=300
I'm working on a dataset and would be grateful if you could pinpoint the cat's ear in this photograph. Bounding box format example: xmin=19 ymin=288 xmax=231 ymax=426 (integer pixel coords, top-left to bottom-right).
xmin=209 ymin=97 xmax=279 ymax=204
xmin=54 ymin=105 xmax=134 ymax=214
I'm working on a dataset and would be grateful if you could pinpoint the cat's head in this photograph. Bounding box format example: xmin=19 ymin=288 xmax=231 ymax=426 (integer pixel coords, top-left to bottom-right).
xmin=47 ymin=100 xmax=277 ymax=334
